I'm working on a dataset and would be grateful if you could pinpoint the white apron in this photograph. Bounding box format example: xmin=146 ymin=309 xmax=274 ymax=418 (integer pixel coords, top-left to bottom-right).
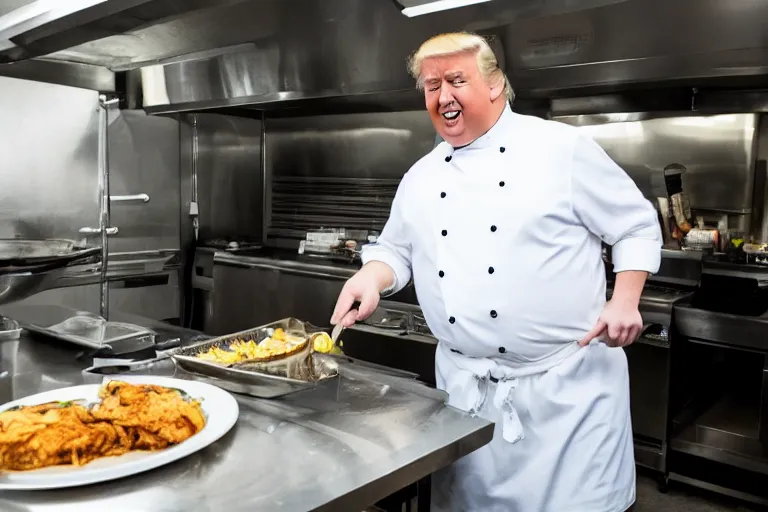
xmin=430 ymin=341 xmax=636 ymax=512
xmin=361 ymin=105 xmax=661 ymax=512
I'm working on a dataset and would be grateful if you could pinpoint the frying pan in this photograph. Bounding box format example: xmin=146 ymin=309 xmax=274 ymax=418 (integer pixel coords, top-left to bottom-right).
xmin=0 ymin=239 xmax=101 ymax=270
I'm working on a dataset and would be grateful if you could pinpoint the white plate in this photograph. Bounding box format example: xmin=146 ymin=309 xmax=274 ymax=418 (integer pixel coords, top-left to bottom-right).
xmin=0 ymin=375 xmax=239 ymax=490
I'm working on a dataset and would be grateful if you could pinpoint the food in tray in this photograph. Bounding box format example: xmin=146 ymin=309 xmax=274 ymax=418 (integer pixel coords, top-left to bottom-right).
xmin=174 ymin=320 xmax=343 ymax=387
xmin=310 ymin=332 xmax=342 ymax=354
xmin=0 ymin=381 xmax=205 ymax=472
xmin=196 ymin=327 xmax=309 ymax=364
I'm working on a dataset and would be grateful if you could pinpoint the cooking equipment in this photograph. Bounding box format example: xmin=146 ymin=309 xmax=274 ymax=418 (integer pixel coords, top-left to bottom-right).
xmin=0 ymin=239 xmax=100 ymax=267
xmin=0 ymin=304 xmax=186 ymax=356
xmin=171 ymin=318 xmax=339 ymax=398
xmin=0 ymin=238 xmax=75 ymax=261
xmin=200 ymin=239 xmax=263 ymax=252
xmin=22 ymin=313 xmax=155 ymax=351
xmin=0 ymin=264 xmax=89 ymax=306
xmin=0 ymin=241 xmax=102 ymax=306
xmin=83 ymin=353 xmax=175 ymax=375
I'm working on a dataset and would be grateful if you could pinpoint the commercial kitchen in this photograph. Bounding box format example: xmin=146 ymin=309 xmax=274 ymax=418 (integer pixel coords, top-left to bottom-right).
xmin=0 ymin=0 xmax=767 ymax=511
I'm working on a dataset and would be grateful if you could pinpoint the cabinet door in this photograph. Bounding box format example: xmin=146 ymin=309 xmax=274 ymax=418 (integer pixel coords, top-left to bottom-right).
xmin=625 ymin=340 xmax=671 ymax=441
xmin=107 ymin=109 xmax=180 ymax=253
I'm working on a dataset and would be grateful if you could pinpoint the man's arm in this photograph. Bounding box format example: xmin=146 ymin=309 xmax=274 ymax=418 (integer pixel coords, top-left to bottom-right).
xmin=612 ymin=270 xmax=647 ymax=309
xmin=569 ymin=132 xmax=662 ymax=346
xmin=570 ymin=132 xmax=662 ymax=275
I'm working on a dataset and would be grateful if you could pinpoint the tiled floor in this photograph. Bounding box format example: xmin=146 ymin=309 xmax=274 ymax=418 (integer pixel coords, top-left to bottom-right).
xmin=635 ymin=473 xmax=763 ymax=512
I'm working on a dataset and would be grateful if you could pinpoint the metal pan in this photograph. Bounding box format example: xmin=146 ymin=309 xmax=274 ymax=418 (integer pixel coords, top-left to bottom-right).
xmin=0 ymin=242 xmax=101 ymax=270
xmin=170 ymin=318 xmax=339 ymax=399
xmin=0 ymin=239 xmax=75 ymax=259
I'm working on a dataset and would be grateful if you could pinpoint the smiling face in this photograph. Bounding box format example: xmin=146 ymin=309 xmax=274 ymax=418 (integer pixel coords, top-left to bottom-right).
xmin=421 ymin=50 xmax=505 ymax=147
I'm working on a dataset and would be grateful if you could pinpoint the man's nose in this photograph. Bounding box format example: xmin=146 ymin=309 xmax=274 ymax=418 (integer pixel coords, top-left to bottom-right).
xmin=439 ymin=86 xmax=454 ymax=107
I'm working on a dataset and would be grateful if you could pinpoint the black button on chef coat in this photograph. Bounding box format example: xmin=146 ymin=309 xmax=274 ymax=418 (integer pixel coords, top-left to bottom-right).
xmin=440 ymin=192 xmax=446 ymax=198
xmin=498 ymin=347 xmax=506 ymax=353
xmin=449 ymin=316 xmax=456 ymax=324
xmin=499 ymin=181 xmax=505 ymax=187
xmin=441 ymin=229 xmax=448 ymax=236
xmin=445 ymin=156 xmax=452 ymax=162
xmin=490 ymin=310 xmax=498 ymax=318
xmin=490 ymin=225 xmax=497 ymax=232
xmin=439 ymin=270 xmax=444 ymax=278
xmin=488 ymin=267 xmax=495 ymax=274
xmin=499 ymin=147 xmax=506 ymax=153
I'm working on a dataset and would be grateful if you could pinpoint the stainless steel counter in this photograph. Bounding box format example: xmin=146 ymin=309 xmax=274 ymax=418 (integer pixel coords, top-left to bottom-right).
xmin=0 ymin=329 xmax=493 ymax=512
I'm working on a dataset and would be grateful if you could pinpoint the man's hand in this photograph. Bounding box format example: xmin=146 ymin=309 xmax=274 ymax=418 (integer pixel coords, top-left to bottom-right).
xmin=578 ymin=299 xmax=643 ymax=347
xmin=330 ymin=262 xmax=395 ymax=328
xmin=578 ymin=270 xmax=648 ymax=348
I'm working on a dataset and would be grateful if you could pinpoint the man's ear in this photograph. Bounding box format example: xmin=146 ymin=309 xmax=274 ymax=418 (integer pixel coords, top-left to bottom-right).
xmin=489 ymin=76 xmax=504 ymax=102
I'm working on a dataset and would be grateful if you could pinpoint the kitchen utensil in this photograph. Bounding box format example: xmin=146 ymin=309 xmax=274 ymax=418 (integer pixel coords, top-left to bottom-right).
xmin=171 ymin=318 xmax=339 ymax=399
xmin=0 ymin=240 xmax=100 ymax=268
xmin=331 ymin=323 xmax=344 ymax=343
xmin=83 ymin=353 xmax=175 ymax=375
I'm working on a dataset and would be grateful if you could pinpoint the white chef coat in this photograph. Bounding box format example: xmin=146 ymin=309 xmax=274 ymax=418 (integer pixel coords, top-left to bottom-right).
xmin=362 ymin=104 xmax=662 ymax=512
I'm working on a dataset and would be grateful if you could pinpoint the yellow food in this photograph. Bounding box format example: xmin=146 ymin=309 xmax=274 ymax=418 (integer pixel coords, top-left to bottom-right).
xmin=312 ymin=332 xmax=335 ymax=353
xmin=196 ymin=327 xmax=309 ymax=365
xmin=0 ymin=381 xmax=205 ymax=472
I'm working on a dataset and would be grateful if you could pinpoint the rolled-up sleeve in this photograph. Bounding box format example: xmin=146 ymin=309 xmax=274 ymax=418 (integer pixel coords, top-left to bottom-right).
xmin=361 ymin=176 xmax=413 ymax=295
xmin=570 ymin=133 xmax=662 ymax=274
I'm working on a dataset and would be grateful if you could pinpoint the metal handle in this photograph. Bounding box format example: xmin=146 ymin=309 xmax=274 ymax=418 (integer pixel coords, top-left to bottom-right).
xmin=219 ymin=260 xmax=351 ymax=280
xmin=213 ymin=253 xmax=356 ymax=280
xmin=79 ymin=227 xmax=119 ymax=235
xmin=110 ymin=193 xmax=150 ymax=204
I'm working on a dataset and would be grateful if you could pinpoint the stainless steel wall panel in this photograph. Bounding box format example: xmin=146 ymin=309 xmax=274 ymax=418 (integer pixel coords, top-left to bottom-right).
xmin=266 ymin=111 xmax=434 ymax=180
xmin=555 ymin=114 xmax=759 ymax=218
xmin=185 ymin=113 xmax=263 ymax=242
xmin=264 ymin=110 xmax=435 ymax=245
xmin=0 ymin=76 xmax=100 ymax=241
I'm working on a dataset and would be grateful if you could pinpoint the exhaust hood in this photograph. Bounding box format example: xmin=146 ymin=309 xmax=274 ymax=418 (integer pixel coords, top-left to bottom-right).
xmin=0 ymin=0 xmax=766 ymax=112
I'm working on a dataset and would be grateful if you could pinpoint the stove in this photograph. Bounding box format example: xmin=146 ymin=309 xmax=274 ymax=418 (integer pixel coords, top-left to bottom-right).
xmin=361 ymin=301 xmax=435 ymax=339
xmin=199 ymin=239 xmax=263 ymax=252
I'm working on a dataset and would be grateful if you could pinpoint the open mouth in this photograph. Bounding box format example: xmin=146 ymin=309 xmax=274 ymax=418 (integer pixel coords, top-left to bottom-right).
xmin=442 ymin=111 xmax=461 ymax=120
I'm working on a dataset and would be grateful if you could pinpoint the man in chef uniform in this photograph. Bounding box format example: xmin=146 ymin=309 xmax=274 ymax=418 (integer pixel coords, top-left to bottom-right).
xmin=331 ymin=32 xmax=662 ymax=512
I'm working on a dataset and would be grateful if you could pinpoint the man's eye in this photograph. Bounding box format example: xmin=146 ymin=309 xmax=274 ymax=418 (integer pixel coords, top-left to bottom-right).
xmin=453 ymin=79 xmax=465 ymax=85
xmin=428 ymin=85 xmax=440 ymax=92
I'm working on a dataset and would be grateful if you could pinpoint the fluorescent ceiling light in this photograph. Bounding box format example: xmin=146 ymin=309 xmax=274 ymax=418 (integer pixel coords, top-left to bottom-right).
xmin=0 ymin=0 xmax=108 ymax=41
xmin=399 ymin=0 xmax=492 ymax=18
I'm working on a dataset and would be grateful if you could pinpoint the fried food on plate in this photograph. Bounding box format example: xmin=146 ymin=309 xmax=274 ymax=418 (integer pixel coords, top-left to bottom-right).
xmin=92 ymin=380 xmax=206 ymax=447
xmin=0 ymin=381 xmax=205 ymax=472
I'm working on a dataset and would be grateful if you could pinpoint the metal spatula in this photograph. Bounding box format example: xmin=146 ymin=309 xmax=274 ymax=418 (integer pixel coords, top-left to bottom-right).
xmin=331 ymin=323 xmax=345 ymax=344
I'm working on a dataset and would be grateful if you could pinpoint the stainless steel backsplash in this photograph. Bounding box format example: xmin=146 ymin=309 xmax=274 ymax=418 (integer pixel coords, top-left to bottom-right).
xmin=263 ymin=110 xmax=435 ymax=246
xmin=555 ymin=113 xmax=760 ymax=233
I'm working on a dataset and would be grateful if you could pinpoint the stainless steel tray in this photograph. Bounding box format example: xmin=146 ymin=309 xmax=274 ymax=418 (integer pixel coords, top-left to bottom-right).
xmin=171 ymin=318 xmax=339 ymax=399
xmin=1 ymin=304 xmax=155 ymax=350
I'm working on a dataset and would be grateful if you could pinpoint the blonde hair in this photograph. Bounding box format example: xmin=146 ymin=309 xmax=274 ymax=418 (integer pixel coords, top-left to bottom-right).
xmin=408 ymin=32 xmax=514 ymax=102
